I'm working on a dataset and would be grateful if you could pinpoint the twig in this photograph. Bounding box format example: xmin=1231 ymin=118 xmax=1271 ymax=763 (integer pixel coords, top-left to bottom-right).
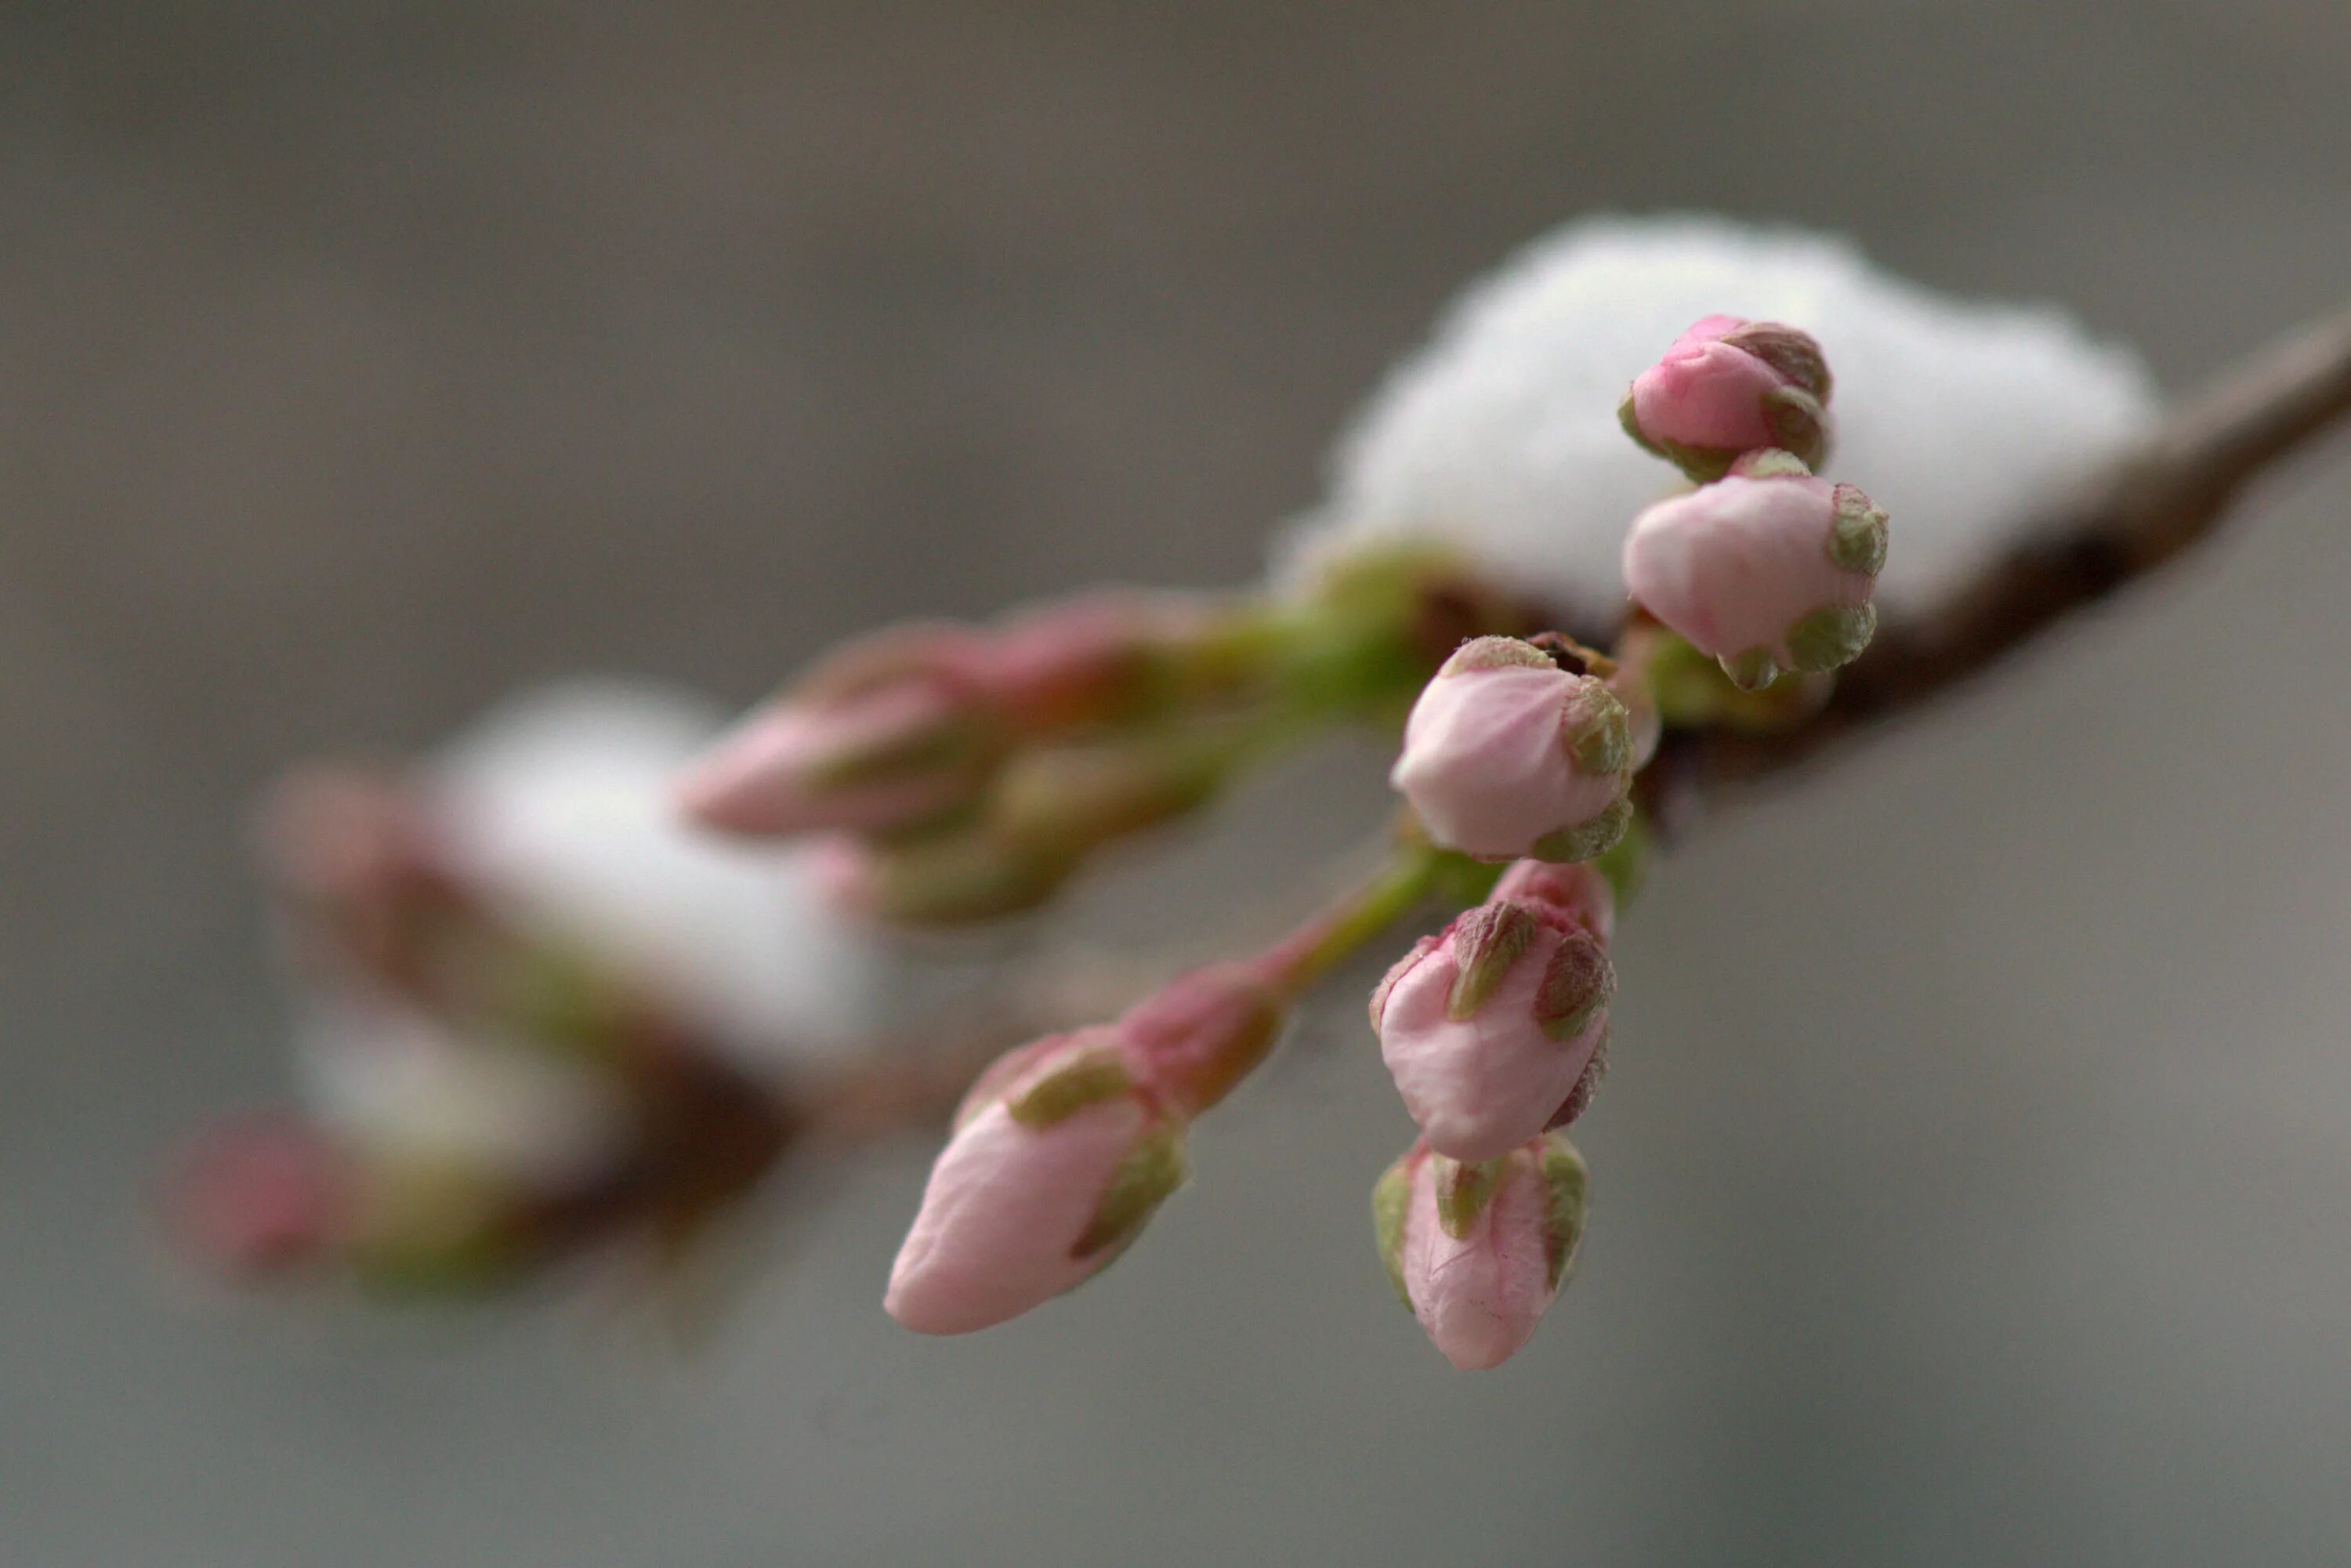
xmin=1684 ymin=302 xmax=2351 ymax=788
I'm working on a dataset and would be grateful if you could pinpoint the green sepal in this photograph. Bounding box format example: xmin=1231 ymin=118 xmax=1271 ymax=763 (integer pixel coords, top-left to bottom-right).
xmin=1071 ymin=1126 xmax=1187 ymax=1261
xmin=1828 ymin=484 xmax=1890 ymax=575
xmin=1444 ymin=900 xmax=1539 ymax=1021
xmin=1719 ymin=321 xmax=1832 ymax=401
xmin=1759 ymin=386 xmax=1830 ymax=470
xmin=1786 ymin=603 xmax=1878 ymax=673
xmin=1531 ymin=793 xmax=1633 ymax=865
xmin=1538 ymin=1135 xmax=1590 ymax=1292
xmin=1371 ymin=1157 xmax=1415 ymax=1308
xmin=1534 ymin=930 xmax=1614 ymax=1041
xmin=1617 ymin=391 xmax=1667 ymax=459
xmin=1006 ymin=1051 xmax=1133 ymax=1128
xmin=1433 ymin=1154 xmax=1503 ymax=1240
xmin=1718 ymin=647 xmax=1782 ymax=693
xmin=1563 ymin=683 xmax=1632 ymax=777
xmin=1436 ymin=635 xmax=1552 ymax=678
xmin=1726 ymin=447 xmax=1812 ymax=480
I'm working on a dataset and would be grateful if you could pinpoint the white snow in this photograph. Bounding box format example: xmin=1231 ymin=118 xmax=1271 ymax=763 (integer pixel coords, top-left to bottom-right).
xmin=1291 ymin=214 xmax=2158 ymax=628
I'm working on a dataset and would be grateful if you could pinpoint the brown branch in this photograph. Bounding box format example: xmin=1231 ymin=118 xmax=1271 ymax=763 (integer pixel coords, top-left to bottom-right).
xmin=1686 ymin=302 xmax=2351 ymax=789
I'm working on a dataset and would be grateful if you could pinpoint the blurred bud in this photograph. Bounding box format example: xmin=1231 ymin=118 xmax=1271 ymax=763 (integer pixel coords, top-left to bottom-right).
xmin=1620 ymin=315 xmax=1832 ymax=479
xmin=676 ymin=630 xmax=1000 ymax=839
xmin=817 ymin=828 xmax=1077 ymax=929
xmin=165 ymin=1114 xmax=351 ymax=1276
xmin=886 ymin=1030 xmax=1187 ymax=1334
xmin=976 ymin=593 xmax=1203 ymax=733
xmin=1114 ymin=958 xmax=1290 ymax=1117
xmin=1375 ymin=1133 xmax=1588 ymax=1370
xmin=1371 ymin=884 xmax=1614 ymax=1161
xmin=987 ymin=731 xmax=1234 ymax=856
xmin=1389 ymin=636 xmax=1634 ymax=864
xmin=1621 ymin=454 xmax=1887 ymax=690
xmin=255 ymin=766 xmax=464 ymax=988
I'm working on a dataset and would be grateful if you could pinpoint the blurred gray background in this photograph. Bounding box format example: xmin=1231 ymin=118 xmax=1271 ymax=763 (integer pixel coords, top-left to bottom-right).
xmin=6 ymin=2 xmax=2351 ymax=1563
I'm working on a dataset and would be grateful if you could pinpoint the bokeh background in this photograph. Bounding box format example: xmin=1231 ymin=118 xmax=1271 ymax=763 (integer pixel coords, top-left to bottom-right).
xmin=8 ymin=2 xmax=2351 ymax=1563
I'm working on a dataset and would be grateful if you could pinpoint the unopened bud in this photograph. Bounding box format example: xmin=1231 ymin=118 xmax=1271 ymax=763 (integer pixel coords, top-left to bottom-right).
xmin=987 ymin=731 xmax=1233 ymax=856
xmin=976 ymin=593 xmax=1199 ymax=733
xmin=817 ymin=828 xmax=1078 ymax=929
xmin=886 ymin=1029 xmax=1187 ymax=1334
xmin=1621 ymin=455 xmax=1887 ymax=690
xmin=676 ymin=631 xmax=999 ymax=839
xmin=1390 ymin=636 xmax=1633 ymax=864
xmin=1375 ymin=1133 xmax=1588 ymax=1370
xmin=1621 ymin=315 xmax=1833 ymax=480
xmin=1373 ymin=890 xmax=1614 ymax=1161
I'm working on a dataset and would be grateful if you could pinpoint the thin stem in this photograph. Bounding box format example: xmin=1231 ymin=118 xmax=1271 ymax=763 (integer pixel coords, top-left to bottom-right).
xmin=1258 ymin=841 xmax=1446 ymax=996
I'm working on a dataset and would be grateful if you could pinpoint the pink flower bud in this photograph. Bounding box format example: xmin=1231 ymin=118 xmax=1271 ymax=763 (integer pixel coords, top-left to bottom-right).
xmin=1373 ymin=1134 xmax=1588 ymax=1371
xmin=813 ymin=825 xmax=1078 ymax=928
xmin=1370 ymin=889 xmax=1614 ymax=1161
xmin=1621 ymin=316 xmax=1833 ymax=478
xmin=1389 ymin=637 xmax=1634 ymax=864
xmin=1621 ymin=453 xmax=1889 ymax=690
xmin=975 ymin=592 xmax=1198 ymax=733
xmin=1114 ymin=960 xmax=1289 ymax=1118
xmin=164 ymin=1115 xmax=352 ymax=1276
xmin=886 ymin=1029 xmax=1187 ymax=1334
xmin=676 ymin=632 xmax=998 ymax=839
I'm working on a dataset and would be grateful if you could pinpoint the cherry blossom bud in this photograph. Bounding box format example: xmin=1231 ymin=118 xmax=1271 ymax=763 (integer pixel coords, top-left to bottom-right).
xmin=165 ymin=1115 xmax=352 ymax=1276
xmin=976 ymin=592 xmax=1202 ymax=733
xmin=886 ymin=1029 xmax=1187 ymax=1334
xmin=1370 ymin=887 xmax=1614 ymax=1161
xmin=987 ymin=732 xmax=1235 ymax=858
xmin=1389 ymin=636 xmax=1634 ymax=864
xmin=1620 ymin=315 xmax=1833 ymax=479
xmin=1373 ymin=1134 xmax=1588 ymax=1371
xmin=676 ymin=631 xmax=998 ymax=839
xmin=1621 ymin=452 xmax=1889 ymax=690
xmin=816 ymin=828 xmax=1078 ymax=929
xmin=1114 ymin=960 xmax=1289 ymax=1117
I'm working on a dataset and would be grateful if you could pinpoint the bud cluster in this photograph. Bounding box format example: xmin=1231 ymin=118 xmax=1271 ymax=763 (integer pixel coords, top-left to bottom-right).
xmin=680 ymin=594 xmax=1350 ymax=925
xmin=1618 ymin=317 xmax=1890 ymax=692
xmin=1357 ymin=317 xmax=1883 ymax=1366
xmin=168 ymin=769 xmax=795 ymax=1291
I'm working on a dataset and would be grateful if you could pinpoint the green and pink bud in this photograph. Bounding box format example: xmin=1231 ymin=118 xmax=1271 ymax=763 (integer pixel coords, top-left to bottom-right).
xmin=1370 ymin=869 xmax=1614 ymax=1161
xmin=676 ymin=628 xmax=1000 ymax=838
xmin=1373 ymin=1133 xmax=1588 ymax=1371
xmin=1621 ymin=451 xmax=1889 ymax=690
xmin=1620 ymin=315 xmax=1833 ymax=479
xmin=1389 ymin=636 xmax=1634 ymax=864
xmin=885 ymin=1029 xmax=1187 ymax=1335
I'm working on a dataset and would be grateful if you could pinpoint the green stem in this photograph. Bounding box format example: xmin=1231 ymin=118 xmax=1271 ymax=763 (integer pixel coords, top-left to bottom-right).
xmin=1259 ymin=842 xmax=1449 ymax=997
